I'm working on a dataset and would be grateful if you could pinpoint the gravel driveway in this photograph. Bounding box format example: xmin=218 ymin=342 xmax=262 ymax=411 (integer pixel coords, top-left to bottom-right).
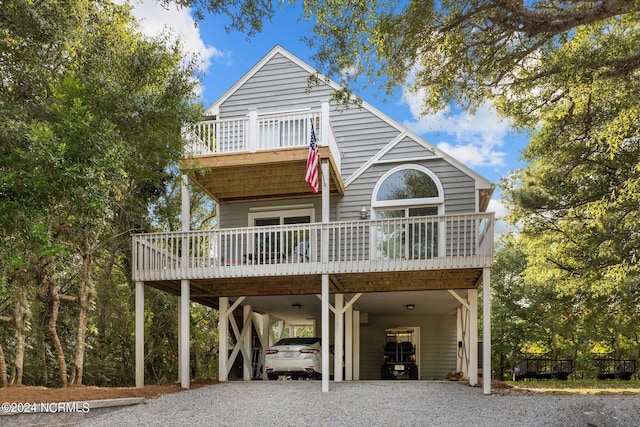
xmin=81 ymin=381 xmax=639 ymax=427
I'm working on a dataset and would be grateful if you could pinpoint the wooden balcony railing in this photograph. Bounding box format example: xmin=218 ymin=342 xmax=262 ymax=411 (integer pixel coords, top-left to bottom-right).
xmin=183 ymin=104 xmax=341 ymax=172
xmin=132 ymin=213 xmax=494 ymax=282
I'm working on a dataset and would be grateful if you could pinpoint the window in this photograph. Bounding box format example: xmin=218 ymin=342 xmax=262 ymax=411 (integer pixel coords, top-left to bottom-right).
xmin=372 ymin=166 xmax=444 ymax=259
xmin=248 ymin=208 xmax=314 ymax=263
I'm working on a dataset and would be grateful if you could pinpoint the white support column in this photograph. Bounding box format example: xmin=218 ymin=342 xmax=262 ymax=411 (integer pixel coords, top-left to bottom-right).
xmin=345 ymin=302 xmax=353 ymax=380
xmin=352 ymin=310 xmax=360 ymax=380
xmin=218 ymin=297 xmax=229 ymax=382
xmin=456 ymin=307 xmax=463 ymax=373
xmin=334 ymin=294 xmax=344 ymax=382
xmin=135 ymin=281 xmax=144 ymax=388
xmin=261 ymin=313 xmax=270 ymax=379
xmin=321 ymin=153 xmax=330 ymax=392
xmin=483 ymin=268 xmax=492 ymax=395
xmin=177 ymin=295 xmax=182 ymax=384
xmin=179 ymin=280 xmax=190 ymax=389
xmin=321 ymin=274 xmax=330 ymax=392
xmin=243 ymin=305 xmax=253 ymax=381
xmin=469 ymin=288 xmax=478 ymax=386
xmin=179 ymin=174 xmax=191 ymax=389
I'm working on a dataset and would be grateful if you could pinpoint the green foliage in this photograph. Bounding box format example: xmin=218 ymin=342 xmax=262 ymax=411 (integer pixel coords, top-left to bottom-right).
xmin=0 ymin=0 xmax=209 ymax=386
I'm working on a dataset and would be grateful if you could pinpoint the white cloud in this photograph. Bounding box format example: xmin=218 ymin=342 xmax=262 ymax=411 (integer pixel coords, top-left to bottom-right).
xmin=401 ymin=86 xmax=511 ymax=168
xmin=119 ymin=0 xmax=228 ymax=73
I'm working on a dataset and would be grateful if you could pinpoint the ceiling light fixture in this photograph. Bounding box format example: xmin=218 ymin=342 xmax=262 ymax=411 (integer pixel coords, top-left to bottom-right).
xmin=406 ymin=304 xmax=415 ymax=311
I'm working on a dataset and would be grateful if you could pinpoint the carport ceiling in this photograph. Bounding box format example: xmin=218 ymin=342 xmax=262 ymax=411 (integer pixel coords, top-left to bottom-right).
xmin=241 ymin=290 xmax=466 ymax=325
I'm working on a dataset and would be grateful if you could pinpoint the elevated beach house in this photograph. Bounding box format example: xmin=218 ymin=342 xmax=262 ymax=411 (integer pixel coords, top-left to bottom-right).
xmin=131 ymin=46 xmax=494 ymax=393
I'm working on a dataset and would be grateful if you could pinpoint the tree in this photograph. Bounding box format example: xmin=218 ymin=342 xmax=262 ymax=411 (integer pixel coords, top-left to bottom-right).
xmin=1 ymin=0 xmax=201 ymax=386
xmin=297 ymin=1 xmax=639 ymax=113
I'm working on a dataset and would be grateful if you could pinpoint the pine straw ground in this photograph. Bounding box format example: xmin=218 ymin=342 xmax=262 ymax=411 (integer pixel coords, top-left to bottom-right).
xmin=0 ymin=380 xmax=218 ymax=403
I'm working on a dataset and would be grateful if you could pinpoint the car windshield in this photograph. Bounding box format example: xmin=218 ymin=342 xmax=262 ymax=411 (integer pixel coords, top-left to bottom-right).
xmin=274 ymin=338 xmax=320 ymax=346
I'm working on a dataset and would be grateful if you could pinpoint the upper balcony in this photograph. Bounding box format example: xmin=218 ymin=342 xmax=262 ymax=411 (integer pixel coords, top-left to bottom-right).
xmin=131 ymin=213 xmax=494 ymax=307
xmin=182 ymin=104 xmax=344 ymax=203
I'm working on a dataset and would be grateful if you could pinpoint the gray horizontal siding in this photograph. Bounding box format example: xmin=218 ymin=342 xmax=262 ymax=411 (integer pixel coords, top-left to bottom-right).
xmin=359 ymin=314 xmax=457 ymax=380
xmin=219 ymin=54 xmax=334 ymax=118
xmin=377 ymin=136 xmax=437 ymax=161
xmin=219 ymin=198 xmax=330 ymax=229
xmin=216 ymin=50 xmax=480 ymax=224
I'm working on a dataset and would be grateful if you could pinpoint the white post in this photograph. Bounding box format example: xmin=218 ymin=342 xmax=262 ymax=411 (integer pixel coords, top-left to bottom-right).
xmin=345 ymin=302 xmax=353 ymax=380
xmin=248 ymin=110 xmax=258 ymax=152
xmin=456 ymin=307 xmax=462 ymax=373
xmin=135 ymin=281 xmax=144 ymax=388
xmin=219 ymin=297 xmax=229 ymax=382
xmin=180 ymin=280 xmax=190 ymax=389
xmin=321 ymin=154 xmax=331 ymax=392
xmin=483 ymin=268 xmax=492 ymax=395
xmin=177 ymin=295 xmax=182 ymax=384
xmin=262 ymin=313 xmax=270 ymax=379
xmin=334 ymin=294 xmax=344 ymax=382
xmin=181 ymin=174 xmax=190 ymax=231
xmin=243 ymin=305 xmax=252 ymax=381
xmin=321 ymin=102 xmax=330 ymax=146
xmin=321 ymin=274 xmax=330 ymax=392
xmin=353 ymin=310 xmax=360 ymax=380
xmin=179 ymin=175 xmax=191 ymax=389
xmin=469 ymin=289 xmax=478 ymax=386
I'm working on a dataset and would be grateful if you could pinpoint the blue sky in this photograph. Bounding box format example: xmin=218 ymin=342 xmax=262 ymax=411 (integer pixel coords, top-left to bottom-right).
xmin=125 ymin=1 xmax=529 ymax=228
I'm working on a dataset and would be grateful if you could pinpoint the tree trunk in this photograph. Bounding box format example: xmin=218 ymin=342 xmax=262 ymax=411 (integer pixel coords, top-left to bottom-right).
xmin=10 ymin=290 xmax=27 ymax=386
xmin=71 ymin=232 xmax=98 ymax=386
xmin=71 ymin=282 xmax=90 ymax=385
xmin=48 ymin=284 xmax=68 ymax=387
xmin=0 ymin=343 xmax=7 ymax=388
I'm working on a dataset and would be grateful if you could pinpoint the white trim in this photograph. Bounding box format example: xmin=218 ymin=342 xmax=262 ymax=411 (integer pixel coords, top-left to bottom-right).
xmin=371 ymin=164 xmax=445 ymax=213
xmin=374 ymin=155 xmax=443 ymax=165
xmin=248 ymin=207 xmax=316 ymax=226
xmin=344 ymin=132 xmax=438 ymax=188
xmin=257 ymin=107 xmax=312 ymax=116
xmin=248 ymin=203 xmax=314 ymax=213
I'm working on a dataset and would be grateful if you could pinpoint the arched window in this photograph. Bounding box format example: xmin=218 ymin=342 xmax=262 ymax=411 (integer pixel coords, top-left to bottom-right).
xmin=371 ymin=165 xmax=444 ymax=259
xmin=372 ymin=165 xmax=444 ymax=212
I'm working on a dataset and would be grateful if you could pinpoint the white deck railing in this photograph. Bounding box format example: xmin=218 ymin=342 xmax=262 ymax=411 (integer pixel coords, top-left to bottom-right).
xmin=132 ymin=213 xmax=494 ymax=282
xmin=184 ymin=105 xmax=341 ymax=172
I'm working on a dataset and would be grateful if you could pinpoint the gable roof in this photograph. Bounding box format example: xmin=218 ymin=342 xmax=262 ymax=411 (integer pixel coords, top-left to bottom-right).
xmin=205 ymin=45 xmax=494 ymax=194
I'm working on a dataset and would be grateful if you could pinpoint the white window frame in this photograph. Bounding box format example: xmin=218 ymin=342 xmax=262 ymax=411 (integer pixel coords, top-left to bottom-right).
xmin=247 ymin=206 xmax=316 ymax=263
xmin=370 ymin=165 xmax=445 ymax=259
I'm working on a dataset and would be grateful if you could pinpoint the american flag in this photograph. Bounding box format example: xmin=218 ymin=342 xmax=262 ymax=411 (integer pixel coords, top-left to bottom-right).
xmin=305 ymin=120 xmax=319 ymax=193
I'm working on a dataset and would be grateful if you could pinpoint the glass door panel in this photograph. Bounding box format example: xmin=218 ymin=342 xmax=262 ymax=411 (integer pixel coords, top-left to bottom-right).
xmin=408 ymin=207 xmax=438 ymax=258
xmin=284 ymin=215 xmax=311 ymax=262
xmin=253 ymin=217 xmax=280 ymax=264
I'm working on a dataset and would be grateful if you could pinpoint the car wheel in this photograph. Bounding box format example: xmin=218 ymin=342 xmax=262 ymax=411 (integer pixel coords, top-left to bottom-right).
xmin=267 ymin=373 xmax=278 ymax=380
xmin=291 ymin=375 xmax=299 ymax=380
xmin=314 ymin=372 xmax=322 ymax=380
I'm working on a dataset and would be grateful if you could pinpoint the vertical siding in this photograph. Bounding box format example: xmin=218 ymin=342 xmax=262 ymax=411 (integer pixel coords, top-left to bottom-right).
xmin=359 ymin=314 xmax=457 ymax=380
